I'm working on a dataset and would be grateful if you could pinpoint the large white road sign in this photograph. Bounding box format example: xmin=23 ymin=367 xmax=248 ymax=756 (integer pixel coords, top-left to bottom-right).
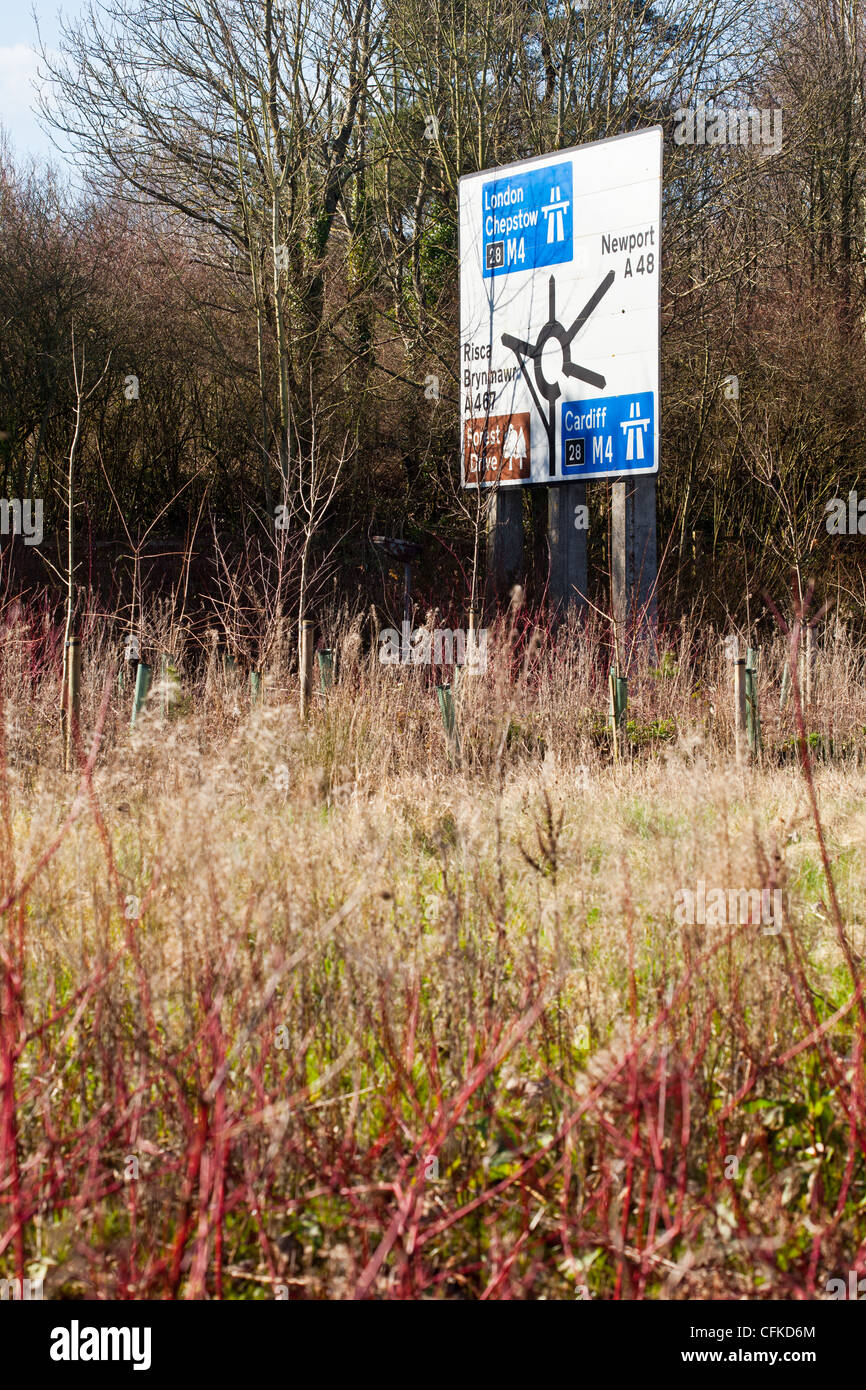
xmin=459 ymin=127 xmax=662 ymax=487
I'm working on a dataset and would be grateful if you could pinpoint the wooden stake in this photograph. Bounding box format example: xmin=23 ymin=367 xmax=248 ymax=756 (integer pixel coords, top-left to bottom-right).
xmin=609 ymin=670 xmax=619 ymax=763
xmin=64 ymin=638 xmax=80 ymax=773
xmin=300 ymin=619 xmax=314 ymax=718
xmin=745 ymin=647 xmax=762 ymax=757
xmin=465 ymin=602 xmax=479 ymax=678
xmin=734 ymin=656 xmax=747 ymax=764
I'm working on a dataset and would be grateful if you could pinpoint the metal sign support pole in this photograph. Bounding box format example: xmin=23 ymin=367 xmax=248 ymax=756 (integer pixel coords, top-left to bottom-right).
xmin=486 ymin=487 xmax=523 ymax=602
xmin=612 ymin=474 xmax=657 ymax=641
xmin=548 ymin=481 xmax=587 ymax=614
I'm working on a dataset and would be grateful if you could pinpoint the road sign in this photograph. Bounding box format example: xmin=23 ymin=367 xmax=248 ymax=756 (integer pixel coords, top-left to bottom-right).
xmin=459 ymin=127 xmax=662 ymax=487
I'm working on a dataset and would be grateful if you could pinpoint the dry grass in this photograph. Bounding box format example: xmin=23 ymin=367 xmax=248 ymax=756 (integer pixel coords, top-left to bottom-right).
xmin=2 ymin=598 xmax=866 ymax=1299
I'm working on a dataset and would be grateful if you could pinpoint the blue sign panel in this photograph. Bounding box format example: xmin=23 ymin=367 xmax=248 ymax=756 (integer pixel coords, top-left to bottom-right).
xmin=482 ymin=162 xmax=573 ymax=279
xmin=561 ymin=392 xmax=656 ymax=476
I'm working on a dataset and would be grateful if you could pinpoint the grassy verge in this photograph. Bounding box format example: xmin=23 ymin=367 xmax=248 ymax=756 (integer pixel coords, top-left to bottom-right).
xmin=2 ymin=603 xmax=865 ymax=1298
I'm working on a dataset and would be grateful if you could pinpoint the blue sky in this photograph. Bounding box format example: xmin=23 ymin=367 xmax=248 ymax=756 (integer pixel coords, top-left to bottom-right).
xmin=0 ymin=0 xmax=89 ymax=167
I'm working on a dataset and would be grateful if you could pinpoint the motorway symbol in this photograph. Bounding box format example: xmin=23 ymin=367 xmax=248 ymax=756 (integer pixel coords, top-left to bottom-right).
xmin=621 ymin=400 xmax=651 ymax=461
xmin=541 ymin=185 xmax=570 ymax=243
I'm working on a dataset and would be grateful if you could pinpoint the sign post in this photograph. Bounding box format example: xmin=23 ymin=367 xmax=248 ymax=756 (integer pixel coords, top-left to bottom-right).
xmin=611 ymin=474 xmax=658 ymax=635
xmin=459 ymin=127 xmax=662 ymax=616
xmin=485 ymin=489 xmax=523 ymax=601
xmin=548 ymin=481 xmax=587 ymax=613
